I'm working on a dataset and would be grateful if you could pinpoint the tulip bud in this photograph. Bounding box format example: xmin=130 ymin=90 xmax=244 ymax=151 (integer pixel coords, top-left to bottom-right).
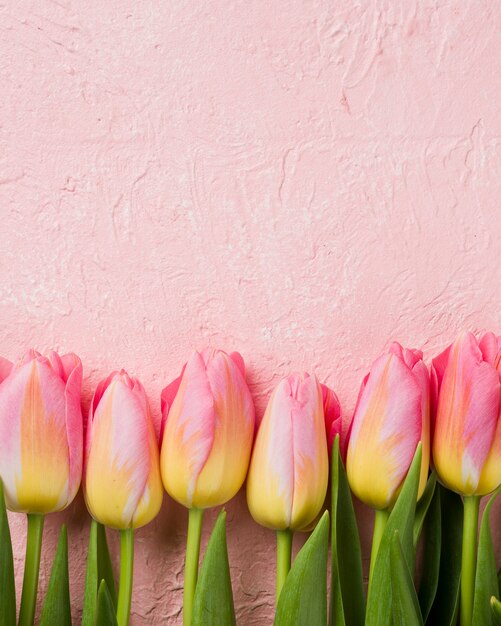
xmin=84 ymin=370 xmax=163 ymax=529
xmin=160 ymin=348 xmax=255 ymax=509
xmin=246 ymin=372 xmax=329 ymax=531
xmin=0 ymin=349 xmax=83 ymax=514
xmin=321 ymin=383 xmax=345 ymax=460
xmin=346 ymin=342 xmax=430 ymax=509
xmin=432 ymin=331 xmax=501 ymax=496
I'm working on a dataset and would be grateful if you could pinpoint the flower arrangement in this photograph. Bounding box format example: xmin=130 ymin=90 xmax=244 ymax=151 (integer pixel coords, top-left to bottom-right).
xmin=0 ymin=332 xmax=500 ymax=625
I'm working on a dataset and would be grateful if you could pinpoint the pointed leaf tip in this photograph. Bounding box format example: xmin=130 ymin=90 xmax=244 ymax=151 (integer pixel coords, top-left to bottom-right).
xmin=490 ymin=596 xmax=501 ymax=625
xmin=96 ymin=580 xmax=118 ymax=626
xmin=40 ymin=525 xmax=72 ymax=626
xmin=192 ymin=510 xmax=235 ymax=626
xmin=83 ymin=520 xmax=118 ymax=625
xmin=275 ymin=511 xmax=329 ymax=626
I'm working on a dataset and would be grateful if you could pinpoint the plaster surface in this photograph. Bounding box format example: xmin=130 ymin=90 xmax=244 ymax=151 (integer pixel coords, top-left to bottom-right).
xmin=1 ymin=0 xmax=501 ymax=623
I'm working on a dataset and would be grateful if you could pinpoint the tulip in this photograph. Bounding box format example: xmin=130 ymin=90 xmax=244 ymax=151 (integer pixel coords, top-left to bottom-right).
xmin=345 ymin=342 xmax=430 ymax=588
xmin=84 ymin=370 xmax=163 ymax=626
xmin=432 ymin=331 xmax=501 ymax=496
xmin=160 ymin=348 xmax=255 ymax=626
xmin=0 ymin=349 xmax=83 ymax=626
xmin=321 ymin=383 xmax=345 ymax=460
xmin=431 ymin=331 xmax=501 ymax=626
xmin=246 ymin=372 xmax=329 ymax=602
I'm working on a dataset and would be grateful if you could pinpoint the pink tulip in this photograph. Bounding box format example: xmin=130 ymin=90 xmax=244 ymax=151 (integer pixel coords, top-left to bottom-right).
xmin=346 ymin=342 xmax=430 ymax=509
xmin=84 ymin=370 xmax=163 ymax=529
xmin=160 ymin=348 xmax=255 ymax=509
xmin=0 ymin=349 xmax=83 ymax=514
xmin=321 ymin=383 xmax=345 ymax=460
xmin=246 ymin=372 xmax=329 ymax=531
xmin=432 ymin=331 xmax=501 ymax=495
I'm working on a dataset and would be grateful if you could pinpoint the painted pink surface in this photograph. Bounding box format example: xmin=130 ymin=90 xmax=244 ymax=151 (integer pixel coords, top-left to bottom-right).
xmin=1 ymin=0 xmax=501 ymax=623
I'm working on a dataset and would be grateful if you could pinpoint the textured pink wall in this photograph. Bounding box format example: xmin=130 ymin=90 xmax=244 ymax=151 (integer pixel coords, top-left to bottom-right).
xmin=2 ymin=0 xmax=501 ymax=623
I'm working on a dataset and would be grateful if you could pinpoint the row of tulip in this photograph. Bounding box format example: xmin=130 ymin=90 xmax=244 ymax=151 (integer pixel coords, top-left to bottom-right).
xmin=0 ymin=332 xmax=500 ymax=625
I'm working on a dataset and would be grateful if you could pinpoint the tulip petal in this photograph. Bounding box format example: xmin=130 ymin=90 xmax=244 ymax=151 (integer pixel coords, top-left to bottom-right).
xmin=160 ymin=351 xmax=215 ymax=507
xmin=190 ymin=351 xmax=255 ymax=508
xmin=476 ymin=334 xmax=501 ymax=493
xmin=85 ymin=374 xmax=148 ymax=528
xmin=89 ymin=371 xmax=120 ymax=436
xmin=0 ymin=359 xmax=70 ymax=513
xmin=389 ymin=342 xmax=423 ymax=370
xmin=321 ymin=384 xmax=343 ymax=458
xmin=228 ymin=352 xmax=245 ymax=377
xmin=159 ymin=365 xmax=185 ymax=442
xmin=290 ymin=375 xmax=329 ymax=529
xmin=476 ymin=418 xmax=501 ymax=495
xmin=161 ymin=349 xmax=255 ymax=509
xmin=347 ymin=352 xmax=422 ymax=509
xmin=412 ymin=359 xmax=431 ymax=496
xmin=479 ymin=332 xmax=501 ymax=370
xmin=433 ymin=332 xmax=500 ymax=495
xmin=47 ymin=351 xmax=65 ymax=380
xmin=61 ymin=353 xmax=81 ymax=382
xmin=430 ymin=344 xmax=451 ymax=430
xmin=85 ymin=376 xmax=162 ymax=528
xmin=63 ymin=355 xmax=83 ymax=506
xmin=246 ymin=378 xmax=295 ymax=529
xmin=0 ymin=358 xmax=12 ymax=385
xmin=247 ymin=373 xmax=327 ymax=530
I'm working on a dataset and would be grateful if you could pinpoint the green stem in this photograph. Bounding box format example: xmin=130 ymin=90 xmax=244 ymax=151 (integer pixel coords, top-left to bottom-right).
xmin=276 ymin=529 xmax=293 ymax=605
xmin=116 ymin=528 xmax=134 ymax=626
xmin=18 ymin=513 xmax=44 ymax=626
xmin=368 ymin=508 xmax=389 ymax=593
xmin=460 ymin=495 xmax=480 ymax=626
xmin=184 ymin=508 xmax=204 ymax=626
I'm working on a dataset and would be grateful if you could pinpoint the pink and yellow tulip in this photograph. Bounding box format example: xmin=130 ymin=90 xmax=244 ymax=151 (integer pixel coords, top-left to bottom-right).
xmin=84 ymin=370 xmax=163 ymax=530
xmin=160 ymin=347 xmax=255 ymax=626
xmin=432 ymin=331 xmax=501 ymax=496
xmin=0 ymin=349 xmax=83 ymax=514
xmin=160 ymin=348 xmax=255 ymax=509
xmin=432 ymin=331 xmax=501 ymax=626
xmin=246 ymin=372 xmax=329 ymax=532
xmin=246 ymin=372 xmax=331 ymax=603
xmin=0 ymin=348 xmax=83 ymax=626
xmin=346 ymin=342 xmax=430 ymax=510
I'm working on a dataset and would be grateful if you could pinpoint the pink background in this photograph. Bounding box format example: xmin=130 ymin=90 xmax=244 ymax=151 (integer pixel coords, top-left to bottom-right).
xmin=2 ymin=0 xmax=501 ymax=623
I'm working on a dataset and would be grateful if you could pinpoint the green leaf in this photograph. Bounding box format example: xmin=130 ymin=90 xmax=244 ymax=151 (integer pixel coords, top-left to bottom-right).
xmin=192 ymin=510 xmax=236 ymax=626
xmin=390 ymin=531 xmax=423 ymax=626
xmin=0 ymin=480 xmax=15 ymax=626
xmin=365 ymin=444 xmax=422 ymax=626
xmin=97 ymin=523 xmax=117 ymax=608
xmin=417 ymin=481 xmax=441 ymax=621
xmin=330 ymin=436 xmax=364 ymax=626
xmin=83 ymin=520 xmax=117 ymax=626
xmin=426 ymin=485 xmax=463 ymax=626
xmin=472 ymin=486 xmax=501 ymax=625
xmin=491 ymin=596 xmax=501 ymax=624
xmin=40 ymin=525 xmax=72 ymax=626
xmin=274 ymin=511 xmax=329 ymax=626
xmin=95 ymin=580 xmax=118 ymax=626
xmin=413 ymin=472 xmax=437 ymax=548
xmin=82 ymin=520 xmax=99 ymax=626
